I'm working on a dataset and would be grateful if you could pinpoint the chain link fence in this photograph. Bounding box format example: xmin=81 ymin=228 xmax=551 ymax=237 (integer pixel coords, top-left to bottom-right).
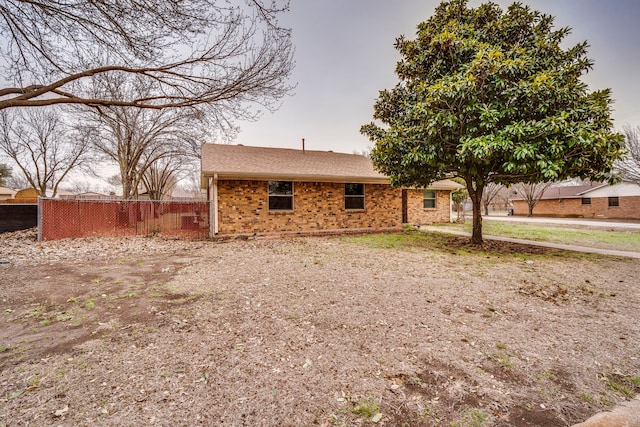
xmin=39 ymin=198 xmax=210 ymax=241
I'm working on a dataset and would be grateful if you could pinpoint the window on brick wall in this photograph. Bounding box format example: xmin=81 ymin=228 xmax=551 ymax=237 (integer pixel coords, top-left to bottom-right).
xmin=345 ymin=183 xmax=365 ymax=209
xmin=581 ymin=197 xmax=591 ymax=205
xmin=423 ymin=189 xmax=436 ymax=209
xmin=268 ymin=181 xmax=293 ymax=210
xmin=608 ymin=197 xmax=619 ymax=207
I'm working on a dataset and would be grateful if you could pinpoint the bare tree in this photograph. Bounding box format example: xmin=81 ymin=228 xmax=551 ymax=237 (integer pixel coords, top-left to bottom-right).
xmin=617 ymin=125 xmax=640 ymax=184
xmin=0 ymin=109 xmax=91 ymax=196
xmin=61 ymin=180 xmax=106 ymax=195
xmin=512 ymin=182 xmax=554 ymax=217
xmin=0 ymin=0 xmax=294 ymax=113
xmin=4 ymin=173 xmax=28 ymax=190
xmin=82 ymin=75 xmax=204 ymax=199
xmin=179 ymin=168 xmax=207 ymax=200
xmin=141 ymin=158 xmax=185 ymax=200
xmin=451 ymin=190 xmax=467 ymax=222
xmin=481 ymin=183 xmax=504 ymax=216
xmin=449 ymin=177 xmax=467 ymax=222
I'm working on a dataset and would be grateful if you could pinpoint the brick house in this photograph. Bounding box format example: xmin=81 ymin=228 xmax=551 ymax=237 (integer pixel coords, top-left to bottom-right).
xmin=200 ymin=144 xmax=461 ymax=237
xmin=0 ymin=186 xmax=16 ymax=201
xmin=511 ymin=180 xmax=640 ymax=219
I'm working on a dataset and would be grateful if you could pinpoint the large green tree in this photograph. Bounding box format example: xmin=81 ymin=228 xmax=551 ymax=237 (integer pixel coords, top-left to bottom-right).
xmin=361 ymin=0 xmax=624 ymax=244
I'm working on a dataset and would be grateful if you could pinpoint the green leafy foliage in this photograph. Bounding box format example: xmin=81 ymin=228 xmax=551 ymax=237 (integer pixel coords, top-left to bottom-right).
xmin=361 ymin=0 xmax=624 ymax=243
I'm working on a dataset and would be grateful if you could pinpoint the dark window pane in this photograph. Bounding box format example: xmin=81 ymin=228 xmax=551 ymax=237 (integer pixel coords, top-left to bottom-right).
xmin=345 ymin=196 xmax=364 ymax=210
xmin=269 ymin=181 xmax=292 ymax=195
xmin=581 ymin=198 xmax=591 ymax=205
xmin=423 ymin=199 xmax=436 ymax=209
xmin=608 ymin=197 xmax=619 ymax=207
xmin=423 ymin=189 xmax=436 ymax=208
xmin=344 ymin=183 xmax=365 ymax=209
xmin=269 ymin=195 xmax=293 ymax=210
xmin=345 ymin=183 xmax=364 ymax=196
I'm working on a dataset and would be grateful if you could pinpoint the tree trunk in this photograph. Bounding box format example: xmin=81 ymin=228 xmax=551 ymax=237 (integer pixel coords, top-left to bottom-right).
xmin=471 ymin=192 xmax=483 ymax=244
xmin=466 ymin=180 xmax=484 ymax=245
xmin=484 ymin=203 xmax=489 ymax=216
xmin=528 ymin=204 xmax=534 ymax=217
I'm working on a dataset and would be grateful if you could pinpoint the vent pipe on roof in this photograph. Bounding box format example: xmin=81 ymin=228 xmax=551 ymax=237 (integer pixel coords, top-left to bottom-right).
xmin=302 ymin=138 xmax=305 ymax=153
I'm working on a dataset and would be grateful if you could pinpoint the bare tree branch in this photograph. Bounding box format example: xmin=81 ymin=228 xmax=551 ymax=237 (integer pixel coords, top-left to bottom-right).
xmin=0 ymin=108 xmax=92 ymax=196
xmin=0 ymin=0 xmax=294 ymax=112
xmin=511 ymin=181 xmax=554 ymax=217
xmin=617 ymin=125 xmax=640 ymax=184
xmin=80 ymin=74 xmax=205 ymax=199
xmin=481 ymin=182 xmax=504 ymax=216
xmin=141 ymin=157 xmax=187 ymax=200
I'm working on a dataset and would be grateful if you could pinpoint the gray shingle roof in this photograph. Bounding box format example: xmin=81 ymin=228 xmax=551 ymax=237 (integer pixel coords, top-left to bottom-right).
xmin=200 ymin=143 xmax=462 ymax=189
xmin=511 ymin=182 xmax=604 ymax=200
xmin=201 ymin=144 xmax=387 ymax=183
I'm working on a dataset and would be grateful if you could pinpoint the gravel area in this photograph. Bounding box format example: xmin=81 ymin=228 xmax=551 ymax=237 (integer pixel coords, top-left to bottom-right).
xmin=1 ymin=228 xmax=639 ymax=426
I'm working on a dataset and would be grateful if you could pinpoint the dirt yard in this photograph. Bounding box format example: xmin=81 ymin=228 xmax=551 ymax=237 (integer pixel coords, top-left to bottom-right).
xmin=1 ymin=229 xmax=639 ymax=426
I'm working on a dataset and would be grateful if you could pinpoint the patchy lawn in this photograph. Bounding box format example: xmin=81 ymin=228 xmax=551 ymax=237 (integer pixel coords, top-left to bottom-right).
xmin=433 ymin=221 xmax=640 ymax=253
xmin=1 ymin=230 xmax=639 ymax=426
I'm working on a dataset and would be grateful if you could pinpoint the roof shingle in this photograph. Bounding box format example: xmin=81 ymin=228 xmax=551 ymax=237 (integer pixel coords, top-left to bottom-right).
xmin=200 ymin=143 xmax=462 ymax=189
xmin=201 ymin=144 xmax=387 ymax=182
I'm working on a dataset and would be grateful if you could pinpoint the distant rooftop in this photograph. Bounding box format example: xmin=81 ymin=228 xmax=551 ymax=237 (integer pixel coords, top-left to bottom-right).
xmin=511 ymin=181 xmax=605 ymax=200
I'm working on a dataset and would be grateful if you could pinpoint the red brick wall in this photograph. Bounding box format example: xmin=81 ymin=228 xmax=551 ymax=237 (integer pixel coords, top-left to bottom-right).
xmin=512 ymin=196 xmax=640 ymax=219
xmin=403 ymin=189 xmax=452 ymax=224
xmin=215 ymin=180 xmax=403 ymax=235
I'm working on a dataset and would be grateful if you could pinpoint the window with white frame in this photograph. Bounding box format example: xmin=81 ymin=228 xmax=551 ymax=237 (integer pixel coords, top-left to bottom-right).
xmin=423 ymin=189 xmax=436 ymax=209
xmin=268 ymin=181 xmax=293 ymax=211
xmin=344 ymin=183 xmax=365 ymax=210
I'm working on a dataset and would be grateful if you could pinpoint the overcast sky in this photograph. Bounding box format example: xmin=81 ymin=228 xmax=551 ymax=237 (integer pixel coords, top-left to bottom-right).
xmin=232 ymin=0 xmax=640 ymax=154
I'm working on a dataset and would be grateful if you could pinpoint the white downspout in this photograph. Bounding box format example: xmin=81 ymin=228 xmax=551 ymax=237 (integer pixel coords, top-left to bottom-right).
xmin=449 ymin=190 xmax=454 ymax=223
xmin=213 ymin=174 xmax=219 ymax=235
xmin=207 ymin=176 xmax=215 ymax=238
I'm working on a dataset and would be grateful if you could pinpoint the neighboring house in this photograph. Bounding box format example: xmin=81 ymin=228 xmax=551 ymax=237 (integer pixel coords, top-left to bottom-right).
xmin=72 ymin=192 xmax=116 ymax=200
xmin=0 ymin=186 xmax=16 ymax=201
xmin=511 ymin=180 xmax=640 ymax=219
xmin=2 ymin=188 xmax=77 ymax=203
xmin=200 ymin=144 xmax=461 ymax=237
xmin=137 ymin=188 xmax=206 ymax=201
xmin=170 ymin=188 xmax=207 ymax=201
xmin=7 ymin=188 xmax=39 ymax=203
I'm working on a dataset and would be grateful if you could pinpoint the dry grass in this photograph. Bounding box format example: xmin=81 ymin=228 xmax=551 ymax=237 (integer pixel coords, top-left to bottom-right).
xmin=1 ymin=230 xmax=639 ymax=426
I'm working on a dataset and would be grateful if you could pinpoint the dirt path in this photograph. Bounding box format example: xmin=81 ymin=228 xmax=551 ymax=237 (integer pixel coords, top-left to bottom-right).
xmin=1 ymin=230 xmax=639 ymax=426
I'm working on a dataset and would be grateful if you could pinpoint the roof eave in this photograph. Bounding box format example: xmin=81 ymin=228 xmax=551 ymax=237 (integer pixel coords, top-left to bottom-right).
xmin=576 ymin=183 xmax=611 ymax=196
xmin=201 ymin=170 xmax=390 ymax=184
